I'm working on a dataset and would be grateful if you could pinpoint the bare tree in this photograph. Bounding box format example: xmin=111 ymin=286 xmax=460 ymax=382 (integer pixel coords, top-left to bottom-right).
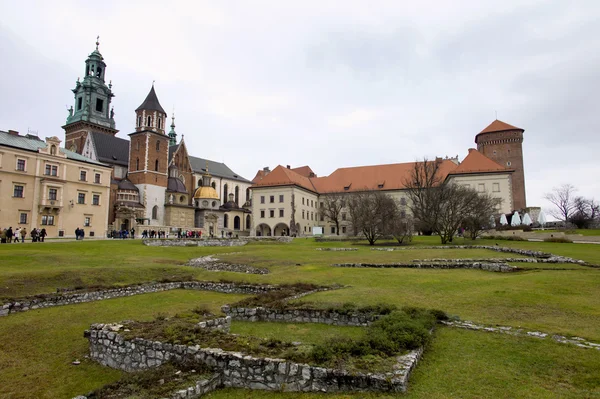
xmin=544 ymin=184 xmax=577 ymax=225
xmin=289 ymin=193 xmax=297 ymax=236
xmin=404 ymin=158 xmax=445 ymax=235
xmin=570 ymin=197 xmax=599 ymax=229
xmin=390 ymin=213 xmax=414 ymax=244
xmin=347 ymin=191 xmax=397 ymax=245
xmin=319 ymin=193 xmax=344 ymax=235
xmin=462 ymin=192 xmax=502 ymax=240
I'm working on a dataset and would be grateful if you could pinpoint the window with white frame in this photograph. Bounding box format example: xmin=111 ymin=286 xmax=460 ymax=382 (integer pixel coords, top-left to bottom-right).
xmin=80 ymin=170 xmax=87 ymax=181
xmin=92 ymin=194 xmax=100 ymax=205
xmin=95 ymin=173 xmax=101 ymax=184
xmin=48 ymin=188 xmax=58 ymax=201
xmin=78 ymin=192 xmax=86 ymax=204
xmin=16 ymin=159 xmax=26 ymax=171
xmin=19 ymin=213 xmax=28 ymax=224
xmin=493 ymin=183 xmax=500 ymax=192
xmin=45 ymin=164 xmax=58 ymax=176
xmin=84 ymin=216 xmax=91 ymax=227
xmin=13 ymin=184 xmax=24 ymax=198
xmin=41 ymin=215 xmax=55 ymax=225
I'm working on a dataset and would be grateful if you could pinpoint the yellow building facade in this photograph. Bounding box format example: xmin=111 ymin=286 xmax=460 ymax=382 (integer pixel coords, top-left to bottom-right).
xmin=0 ymin=131 xmax=111 ymax=238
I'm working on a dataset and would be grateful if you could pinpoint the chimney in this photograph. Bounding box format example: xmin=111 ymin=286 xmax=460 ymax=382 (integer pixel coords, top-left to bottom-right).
xmin=8 ymin=130 xmax=19 ymax=136
xmin=309 ymin=172 xmax=316 ymax=178
xmin=263 ymin=167 xmax=270 ymax=172
xmin=468 ymin=148 xmax=476 ymax=153
xmin=287 ymin=165 xmax=291 ymax=169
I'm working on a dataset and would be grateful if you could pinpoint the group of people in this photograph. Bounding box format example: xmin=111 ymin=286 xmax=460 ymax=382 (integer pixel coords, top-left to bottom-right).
xmin=0 ymin=227 xmax=47 ymax=243
xmin=178 ymin=230 xmax=202 ymax=239
xmin=109 ymin=229 xmax=135 ymax=239
xmin=74 ymin=227 xmax=85 ymax=240
xmin=141 ymin=230 xmax=167 ymax=239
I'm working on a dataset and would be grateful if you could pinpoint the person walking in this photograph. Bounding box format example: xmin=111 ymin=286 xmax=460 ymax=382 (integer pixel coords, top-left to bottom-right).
xmin=31 ymin=228 xmax=38 ymax=242
xmin=20 ymin=228 xmax=27 ymax=243
xmin=6 ymin=227 xmax=13 ymax=243
xmin=39 ymin=228 xmax=47 ymax=242
xmin=14 ymin=228 xmax=20 ymax=243
xmin=130 ymin=228 xmax=135 ymax=239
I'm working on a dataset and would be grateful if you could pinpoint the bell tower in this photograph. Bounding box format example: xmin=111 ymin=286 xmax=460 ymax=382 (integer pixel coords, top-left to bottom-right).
xmin=63 ymin=37 xmax=117 ymax=153
xmin=475 ymin=119 xmax=526 ymax=211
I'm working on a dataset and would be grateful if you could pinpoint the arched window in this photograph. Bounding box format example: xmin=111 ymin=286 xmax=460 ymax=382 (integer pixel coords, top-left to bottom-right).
xmin=137 ymin=116 xmax=142 ymax=127
xmin=136 ymin=158 xmax=139 ymax=170
xmin=211 ymin=182 xmax=216 ymax=189
xmin=152 ymin=205 xmax=158 ymax=220
xmin=224 ymin=214 xmax=229 ymax=228
xmin=246 ymin=188 xmax=250 ymax=203
xmin=198 ymin=179 xmax=203 ymax=187
xmin=155 ymin=159 xmax=159 ymax=172
xmin=147 ymin=116 xmax=152 ymax=127
xmin=157 ymin=117 xmax=162 ymax=130
xmin=234 ymin=216 xmax=240 ymax=230
xmin=136 ymin=140 xmax=140 ymax=151
xmin=50 ymin=145 xmax=56 ymax=155
xmin=96 ymin=67 xmax=102 ymax=78
xmin=156 ymin=141 xmax=160 ymax=152
xmin=223 ymin=184 xmax=228 ymax=202
xmin=234 ymin=186 xmax=239 ymax=205
xmin=246 ymin=215 xmax=251 ymax=229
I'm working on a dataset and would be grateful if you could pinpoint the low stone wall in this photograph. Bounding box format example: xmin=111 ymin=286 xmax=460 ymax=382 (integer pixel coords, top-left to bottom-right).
xmin=442 ymin=320 xmax=600 ymax=351
xmin=0 ymin=282 xmax=281 ymax=317
xmin=315 ymin=248 xmax=358 ymax=251
xmin=143 ymin=236 xmax=293 ymax=247
xmin=187 ymin=256 xmax=269 ymax=274
xmin=370 ymin=245 xmax=586 ymax=264
xmin=222 ymin=305 xmax=380 ymax=326
xmin=73 ymin=373 xmax=223 ymax=399
xmin=87 ymin=324 xmax=419 ymax=393
xmin=333 ymin=262 xmax=517 ymax=272
xmin=144 ymin=239 xmax=248 ymax=247
xmin=198 ymin=316 xmax=231 ymax=333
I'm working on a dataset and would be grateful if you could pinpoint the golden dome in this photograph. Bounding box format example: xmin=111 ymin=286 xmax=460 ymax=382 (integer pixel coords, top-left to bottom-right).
xmin=193 ymin=186 xmax=219 ymax=199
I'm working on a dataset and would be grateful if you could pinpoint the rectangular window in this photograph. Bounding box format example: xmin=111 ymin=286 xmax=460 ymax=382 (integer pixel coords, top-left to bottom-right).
xmin=302 ymin=210 xmax=305 ymax=219
xmin=95 ymin=173 xmax=101 ymax=184
xmin=260 ymin=210 xmax=265 ymax=218
xmin=92 ymin=194 xmax=100 ymax=205
xmin=80 ymin=170 xmax=87 ymax=181
xmin=45 ymin=164 xmax=58 ymax=176
xmin=13 ymin=185 xmax=24 ymax=198
xmin=342 ymin=213 xmax=346 ymax=221
xmin=19 ymin=213 xmax=27 ymax=224
xmin=320 ymin=214 xmax=324 ymax=221
xmin=48 ymin=188 xmax=57 ymax=201
xmin=95 ymin=98 xmax=104 ymax=112
xmin=16 ymin=159 xmax=26 ymax=171
xmin=260 ymin=196 xmax=265 ymax=204
xmin=269 ymin=195 xmax=274 ymax=203
xmin=310 ymin=200 xmax=313 ymax=207
xmin=269 ymin=210 xmax=274 ymax=218
xmin=279 ymin=209 xmax=284 ymax=217
xmin=279 ymin=194 xmax=284 ymax=203
xmin=41 ymin=215 xmax=55 ymax=225
xmin=84 ymin=217 xmax=91 ymax=227
xmin=478 ymin=183 xmax=485 ymax=192
xmin=342 ymin=226 xmax=346 ymax=234
xmin=302 ymin=198 xmax=305 ymax=205
xmin=77 ymin=97 xmax=83 ymax=110
xmin=78 ymin=193 xmax=86 ymax=204
xmin=331 ymin=226 xmax=336 ymax=234
xmin=493 ymin=183 xmax=500 ymax=192
xmin=319 ymin=202 xmax=323 ymax=208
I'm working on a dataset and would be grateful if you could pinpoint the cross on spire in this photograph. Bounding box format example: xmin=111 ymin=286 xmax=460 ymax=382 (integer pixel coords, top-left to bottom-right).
xmin=96 ymin=35 xmax=100 ymax=51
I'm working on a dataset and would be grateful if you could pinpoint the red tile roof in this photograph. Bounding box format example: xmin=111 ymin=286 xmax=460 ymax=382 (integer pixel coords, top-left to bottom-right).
xmin=252 ymin=170 xmax=269 ymax=184
xmin=479 ymin=119 xmax=523 ymax=134
xmin=449 ymin=148 xmax=511 ymax=175
xmin=252 ymin=165 xmax=317 ymax=193
xmin=291 ymin=165 xmax=315 ymax=178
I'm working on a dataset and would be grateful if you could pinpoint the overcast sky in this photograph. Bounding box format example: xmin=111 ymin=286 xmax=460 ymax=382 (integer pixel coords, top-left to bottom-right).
xmin=1 ymin=0 xmax=598 ymax=214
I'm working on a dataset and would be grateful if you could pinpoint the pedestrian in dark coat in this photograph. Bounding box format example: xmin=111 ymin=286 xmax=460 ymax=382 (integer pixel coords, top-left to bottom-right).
xmin=40 ymin=228 xmax=47 ymax=242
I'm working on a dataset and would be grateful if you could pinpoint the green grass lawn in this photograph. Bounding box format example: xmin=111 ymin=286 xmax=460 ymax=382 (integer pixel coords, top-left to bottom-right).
xmin=1 ymin=237 xmax=599 ymax=398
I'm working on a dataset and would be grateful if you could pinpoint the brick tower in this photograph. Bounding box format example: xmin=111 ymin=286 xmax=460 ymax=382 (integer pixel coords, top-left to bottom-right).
xmin=475 ymin=119 xmax=526 ymax=211
xmin=63 ymin=37 xmax=117 ymax=153
xmin=128 ymin=85 xmax=170 ymax=225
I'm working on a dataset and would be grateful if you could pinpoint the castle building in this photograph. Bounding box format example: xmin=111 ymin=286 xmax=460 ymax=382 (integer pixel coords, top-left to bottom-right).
xmin=61 ymin=41 xmax=253 ymax=236
xmin=250 ymin=124 xmax=525 ymax=236
xmin=475 ymin=119 xmax=526 ymax=211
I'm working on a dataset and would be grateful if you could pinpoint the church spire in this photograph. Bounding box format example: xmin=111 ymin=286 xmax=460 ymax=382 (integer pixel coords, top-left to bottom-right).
xmin=168 ymin=112 xmax=177 ymax=146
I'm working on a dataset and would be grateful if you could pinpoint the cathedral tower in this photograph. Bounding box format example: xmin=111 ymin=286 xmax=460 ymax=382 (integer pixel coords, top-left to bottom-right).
xmin=475 ymin=119 xmax=526 ymax=211
xmin=128 ymin=85 xmax=170 ymax=225
xmin=63 ymin=37 xmax=117 ymax=153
